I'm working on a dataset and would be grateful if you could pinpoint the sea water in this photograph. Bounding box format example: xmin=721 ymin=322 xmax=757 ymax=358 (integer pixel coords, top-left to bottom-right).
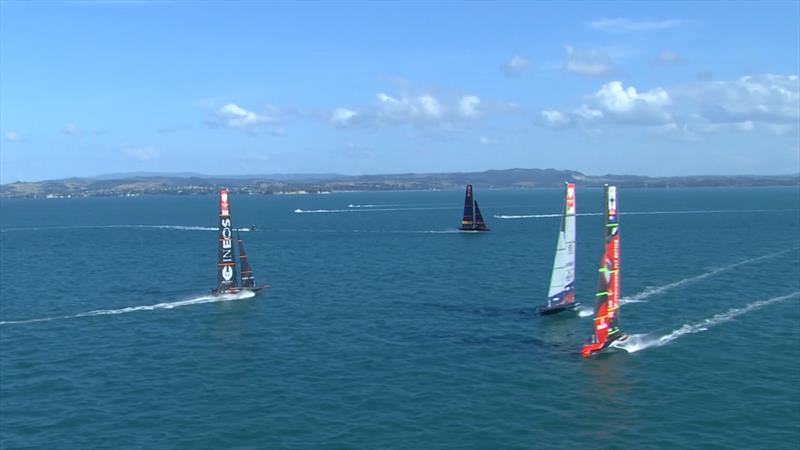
xmin=1 ymin=187 xmax=798 ymax=449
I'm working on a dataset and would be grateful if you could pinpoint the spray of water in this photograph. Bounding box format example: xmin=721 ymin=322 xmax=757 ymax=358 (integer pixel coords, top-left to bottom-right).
xmin=611 ymin=291 xmax=800 ymax=353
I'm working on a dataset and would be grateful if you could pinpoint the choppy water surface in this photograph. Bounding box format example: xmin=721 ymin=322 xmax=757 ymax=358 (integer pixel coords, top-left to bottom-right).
xmin=1 ymin=187 xmax=799 ymax=449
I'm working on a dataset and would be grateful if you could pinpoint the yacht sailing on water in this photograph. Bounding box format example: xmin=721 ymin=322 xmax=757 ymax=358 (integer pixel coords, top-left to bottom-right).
xmin=538 ymin=182 xmax=578 ymax=315
xmin=458 ymin=184 xmax=490 ymax=232
xmin=212 ymin=189 xmax=269 ymax=296
xmin=581 ymin=185 xmax=628 ymax=357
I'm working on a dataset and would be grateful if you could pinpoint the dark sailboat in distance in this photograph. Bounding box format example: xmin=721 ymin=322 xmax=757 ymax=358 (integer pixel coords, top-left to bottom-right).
xmin=212 ymin=189 xmax=270 ymax=296
xmin=459 ymin=184 xmax=490 ymax=232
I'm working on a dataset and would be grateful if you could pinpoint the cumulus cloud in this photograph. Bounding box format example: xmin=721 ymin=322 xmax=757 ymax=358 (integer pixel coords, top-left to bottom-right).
xmin=330 ymin=91 xmax=512 ymax=130
xmin=61 ymin=123 xmax=81 ymax=136
xmin=538 ymin=74 xmax=800 ymax=135
xmin=121 ymin=145 xmax=159 ymax=161
xmin=3 ymin=131 xmax=21 ymax=141
xmin=540 ymin=110 xmax=571 ymax=128
xmin=330 ymin=108 xmax=359 ymax=128
xmin=217 ymin=103 xmax=274 ymax=128
xmin=502 ymin=55 xmax=530 ymax=76
xmin=657 ymin=51 xmax=685 ymax=65
xmin=588 ymin=18 xmax=685 ymax=32
xmin=459 ymin=95 xmax=481 ymax=118
xmin=677 ymin=74 xmax=799 ymax=125
xmin=563 ymin=45 xmax=613 ymax=76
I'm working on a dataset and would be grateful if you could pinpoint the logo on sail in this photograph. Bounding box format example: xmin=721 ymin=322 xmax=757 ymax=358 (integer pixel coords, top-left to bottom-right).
xmin=220 ymin=191 xmax=230 ymax=216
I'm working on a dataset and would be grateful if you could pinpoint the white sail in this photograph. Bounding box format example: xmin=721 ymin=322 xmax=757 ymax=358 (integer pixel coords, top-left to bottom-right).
xmin=546 ymin=183 xmax=576 ymax=304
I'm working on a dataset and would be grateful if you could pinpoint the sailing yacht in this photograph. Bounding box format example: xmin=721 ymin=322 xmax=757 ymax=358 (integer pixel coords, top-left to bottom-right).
xmin=581 ymin=185 xmax=627 ymax=357
xmin=212 ymin=189 xmax=270 ymax=296
xmin=538 ymin=182 xmax=578 ymax=315
xmin=458 ymin=184 xmax=490 ymax=232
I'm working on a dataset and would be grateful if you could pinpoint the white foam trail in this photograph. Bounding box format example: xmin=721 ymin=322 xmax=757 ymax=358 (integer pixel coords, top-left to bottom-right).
xmin=577 ymin=306 xmax=594 ymax=317
xmin=0 ymin=291 xmax=256 ymax=325
xmin=493 ymin=208 xmax=797 ymax=220
xmin=0 ymin=225 xmax=247 ymax=233
xmin=347 ymin=204 xmax=402 ymax=208
xmin=612 ymin=291 xmax=800 ymax=353
xmin=493 ymin=213 xmax=564 ymax=219
xmin=620 ymin=248 xmax=797 ymax=305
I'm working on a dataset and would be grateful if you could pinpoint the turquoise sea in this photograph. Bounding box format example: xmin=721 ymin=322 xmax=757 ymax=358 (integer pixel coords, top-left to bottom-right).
xmin=1 ymin=187 xmax=799 ymax=449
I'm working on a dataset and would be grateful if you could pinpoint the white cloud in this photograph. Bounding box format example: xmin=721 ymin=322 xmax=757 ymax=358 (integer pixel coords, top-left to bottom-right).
xmin=540 ymin=80 xmax=672 ymax=128
xmin=479 ymin=136 xmax=499 ymax=145
xmin=217 ymin=103 xmax=273 ymax=128
xmin=3 ymin=131 xmax=21 ymax=141
xmin=538 ymin=74 xmax=800 ymax=135
xmin=121 ymin=146 xmax=159 ymax=161
xmin=589 ymin=18 xmax=685 ymax=32
xmin=502 ymin=55 xmax=530 ymax=76
xmin=595 ymin=81 xmax=670 ymax=114
xmin=657 ymin=51 xmax=685 ymax=65
xmin=61 ymin=123 xmax=80 ymax=136
xmin=331 ymin=89 xmax=515 ymax=131
xmin=418 ymin=95 xmax=442 ymax=118
xmin=677 ymin=74 xmax=800 ymax=125
xmin=459 ymin=95 xmax=481 ymax=118
xmin=330 ymin=108 xmax=358 ymax=128
xmin=563 ymin=45 xmax=613 ymax=76
xmin=540 ymin=110 xmax=571 ymax=128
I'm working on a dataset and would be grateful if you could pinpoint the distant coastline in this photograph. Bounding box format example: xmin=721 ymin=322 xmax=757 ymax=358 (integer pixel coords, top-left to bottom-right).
xmin=1 ymin=168 xmax=797 ymax=199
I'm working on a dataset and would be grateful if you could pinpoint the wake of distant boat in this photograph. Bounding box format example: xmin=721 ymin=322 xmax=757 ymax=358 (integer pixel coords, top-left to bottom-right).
xmin=493 ymin=208 xmax=797 ymax=220
xmin=611 ymin=291 xmax=800 ymax=353
xmin=0 ymin=291 xmax=256 ymax=326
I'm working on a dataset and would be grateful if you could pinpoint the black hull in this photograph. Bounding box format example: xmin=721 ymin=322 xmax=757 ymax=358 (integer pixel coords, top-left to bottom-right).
xmin=537 ymin=302 xmax=579 ymax=316
xmin=458 ymin=226 xmax=491 ymax=232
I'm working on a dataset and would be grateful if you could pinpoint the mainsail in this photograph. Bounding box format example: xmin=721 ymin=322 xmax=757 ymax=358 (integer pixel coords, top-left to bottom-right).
xmin=216 ymin=189 xmax=238 ymax=293
xmin=461 ymin=184 xmax=475 ymax=228
xmin=474 ymin=201 xmax=489 ymax=230
xmin=543 ymin=182 xmax=577 ymax=312
xmin=236 ymin=229 xmax=256 ymax=288
xmin=581 ymin=185 xmax=623 ymax=358
xmin=212 ymin=189 xmax=270 ymax=296
xmin=459 ymin=185 xmax=490 ymax=232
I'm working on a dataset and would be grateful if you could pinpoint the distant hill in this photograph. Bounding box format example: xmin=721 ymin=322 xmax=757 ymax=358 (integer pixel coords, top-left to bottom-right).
xmin=1 ymin=168 xmax=797 ymax=198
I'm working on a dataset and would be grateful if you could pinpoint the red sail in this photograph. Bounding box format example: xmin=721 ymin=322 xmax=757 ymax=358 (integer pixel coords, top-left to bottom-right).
xmin=581 ymin=185 xmax=622 ymax=358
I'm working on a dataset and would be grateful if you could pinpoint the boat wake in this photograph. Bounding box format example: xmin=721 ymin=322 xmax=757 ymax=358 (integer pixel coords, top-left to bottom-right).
xmin=577 ymin=306 xmax=594 ymax=317
xmin=294 ymin=206 xmax=458 ymax=214
xmin=494 ymin=213 xmax=564 ymax=219
xmin=493 ymin=208 xmax=796 ymax=220
xmin=0 ymin=291 xmax=256 ymax=326
xmin=612 ymin=291 xmax=800 ymax=353
xmin=620 ymin=247 xmax=797 ymax=306
xmin=0 ymin=224 xmax=252 ymax=233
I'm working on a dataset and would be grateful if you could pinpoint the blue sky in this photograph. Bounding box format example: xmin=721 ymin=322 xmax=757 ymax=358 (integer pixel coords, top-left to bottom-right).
xmin=1 ymin=1 xmax=798 ymax=182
